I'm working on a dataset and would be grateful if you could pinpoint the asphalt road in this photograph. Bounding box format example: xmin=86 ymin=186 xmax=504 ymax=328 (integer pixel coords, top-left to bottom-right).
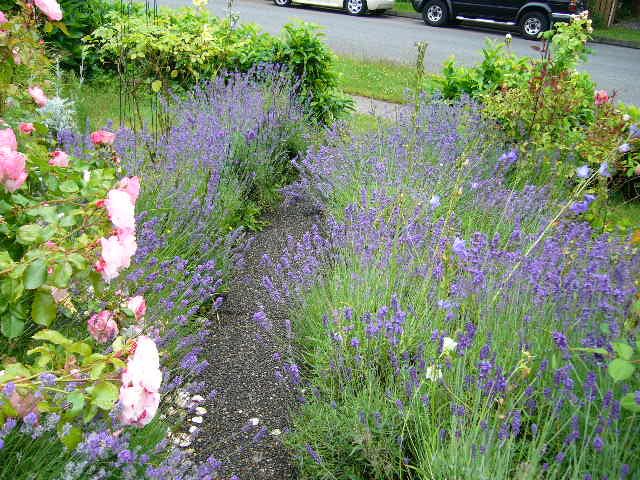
xmin=160 ymin=0 xmax=640 ymax=104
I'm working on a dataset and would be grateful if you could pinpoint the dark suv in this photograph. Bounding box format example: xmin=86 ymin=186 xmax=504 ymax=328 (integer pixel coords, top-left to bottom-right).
xmin=411 ymin=0 xmax=586 ymax=39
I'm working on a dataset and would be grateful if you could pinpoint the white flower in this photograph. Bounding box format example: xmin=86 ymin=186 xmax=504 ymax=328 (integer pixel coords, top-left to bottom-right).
xmin=426 ymin=366 xmax=443 ymax=381
xmin=441 ymin=336 xmax=458 ymax=355
xmin=622 ymin=114 xmax=631 ymax=122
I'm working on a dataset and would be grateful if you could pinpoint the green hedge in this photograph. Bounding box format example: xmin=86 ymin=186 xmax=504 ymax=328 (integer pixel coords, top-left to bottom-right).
xmin=85 ymin=7 xmax=352 ymax=122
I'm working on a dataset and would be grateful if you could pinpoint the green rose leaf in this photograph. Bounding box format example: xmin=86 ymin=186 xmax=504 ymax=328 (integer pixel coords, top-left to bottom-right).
xmin=90 ymin=362 xmax=107 ymax=380
xmin=33 ymin=329 xmax=72 ymax=346
xmin=66 ymin=342 xmax=92 ymax=357
xmin=612 ymin=341 xmax=634 ymax=361
xmin=67 ymin=253 xmax=87 ymax=271
xmin=0 ymin=250 xmax=13 ymax=270
xmin=16 ymin=224 xmax=43 ymax=245
xmin=620 ymin=392 xmax=640 ymax=413
xmin=51 ymin=262 xmax=73 ymax=288
xmin=24 ymin=259 xmax=47 ymax=290
xmin=32 ymin=291 xmax=57 ymax=326
xmin=1 ymin=315 xmax=25 ymax=339
xmin=90 ymin=381 xmax=119 ymax=410
xmin=607 ymin=358 xmax=635 ymax=382
xmin=59 ymin=424 xmax=83 ymax=450
xmin=59 ymin=180 xmax=79 ymax=193
xmin=67 ymin=391 xmax=85 ymax=415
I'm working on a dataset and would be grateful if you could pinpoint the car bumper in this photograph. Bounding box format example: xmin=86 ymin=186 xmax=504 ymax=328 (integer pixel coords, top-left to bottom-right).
xmin=551 ymin=10 xmax=587 ymax=22
xmin=368 ymin=0 xmax=395 ymax=9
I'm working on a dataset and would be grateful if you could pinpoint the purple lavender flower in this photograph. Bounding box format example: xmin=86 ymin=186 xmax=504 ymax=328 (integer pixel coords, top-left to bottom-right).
xmin=23 ymin=412 xmax=38 ymax=426
xmin=593 ymin=435 xmax=604 ymax=452
xmin=552 ymin=331 xmax=569 ymax=351
xmin=576 ymin=165 xmax=591 ymax=179
xmin=2 ymin=382 xmax=15 ymax=397
xmin=429 ymin=195 xmax=441 ymax=209
xmin=618 ymin=143 xmax=631 ymax=154
xmin=598 ymin=162 xmax=611 ymax=177
xmin=305 ymin=444 xmax=323 ymax=464
xmin=452 ymin=237 xmax=466 ymax=257
xmin=39 ymin=373 xmax=57 ymax=386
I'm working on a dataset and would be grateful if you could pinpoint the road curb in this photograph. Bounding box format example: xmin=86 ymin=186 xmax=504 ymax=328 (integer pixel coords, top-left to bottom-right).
xmin=386 ymin=9 xmax=640 ymax=49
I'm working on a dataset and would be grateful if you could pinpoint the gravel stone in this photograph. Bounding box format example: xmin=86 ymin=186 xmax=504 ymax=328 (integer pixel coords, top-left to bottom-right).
xmin=196 ymin=200 xmax=319 ymax=479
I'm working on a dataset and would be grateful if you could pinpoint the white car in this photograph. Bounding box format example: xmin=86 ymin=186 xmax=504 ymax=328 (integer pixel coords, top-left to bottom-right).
xmin=273 ymin=0 xmax=395 ymax=16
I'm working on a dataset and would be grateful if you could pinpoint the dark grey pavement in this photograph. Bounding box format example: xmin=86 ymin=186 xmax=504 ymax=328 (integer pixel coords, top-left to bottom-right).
xmin=160 ymin=0 xmax=640 ymax=108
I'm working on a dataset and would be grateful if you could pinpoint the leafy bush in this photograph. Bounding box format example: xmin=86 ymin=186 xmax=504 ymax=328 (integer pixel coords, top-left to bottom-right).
xmin=2 ymin=3 xmax=310 ymax=478
xmin=86 ymin=7 xmax=351 ymax=122
xmin=441 ymin=14 xmax=639 ymax=198
xmin=43 ymin=0 xmax=116 ymax=73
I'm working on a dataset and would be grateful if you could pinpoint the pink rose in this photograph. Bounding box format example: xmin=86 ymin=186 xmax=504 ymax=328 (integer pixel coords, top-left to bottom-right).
xmin=118 ymin=176 xmax=140 ymax=204
xmin=95 ymin=232 xmax=137 ymax=282
xmin=594 ymin=90 xmax=609 ymax=106
xmin=19 ymin=123 xmax=35 ymax=135
xmin=0 ymin=147 xmax=28 ymax=192
xmin=0 ymin=127 xmax=17 ymax=151
xmin=91 ymin=130 xmax=116 ymax=146
xmin=33 ymin=0 xmax=63 ymax=21
xmin=118 ymin=336 xmax=162 ymax=427
xmin=126 ymin=295 xmax=146 ymax=322
xmin=28 ymin=86 xmax=48 ymax=107
xmin=88 ymin=310 xmax=118 ymax=343
xmin=105 ymin=189 xmax=136 ymax=232
xmin=0 ymin=11 xmax=7 ymax=24
xmin=49 ymin=150 xmax=69 ymax=167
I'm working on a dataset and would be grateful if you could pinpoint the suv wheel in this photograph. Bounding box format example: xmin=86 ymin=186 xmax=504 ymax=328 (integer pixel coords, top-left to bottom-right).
xmin=520 ymin=11 xmax=549 ymax=40
xmin=346 ymin=0 xmax=367 ymax=15
xmin=273 ymin=0 xmax=292 ymax=6
xmin=422 ymin=0 xmax=448 ymax=27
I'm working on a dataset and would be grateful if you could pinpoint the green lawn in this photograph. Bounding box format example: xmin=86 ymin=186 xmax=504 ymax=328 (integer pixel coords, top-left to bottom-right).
xmin=393 ymin=1 xmax=416 ymax=13
xmin=593 ymin=25 xmax=640 ymax=46
xmin=335 ymin=55 xmax=441 ymax=104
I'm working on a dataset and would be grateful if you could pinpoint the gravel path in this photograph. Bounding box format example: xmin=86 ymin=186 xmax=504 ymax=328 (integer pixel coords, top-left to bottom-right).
xmin=352 ymin=94 xmax=404 ymax=120
xmin=195 ymin=201 xmax=319 ymax=480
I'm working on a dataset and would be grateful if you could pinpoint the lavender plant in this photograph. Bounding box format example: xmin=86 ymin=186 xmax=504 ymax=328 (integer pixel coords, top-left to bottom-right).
xmin=259 ymin=96 xmax=640 ymax=479
xmin=2 ymin=66 xmax=307 ymax=478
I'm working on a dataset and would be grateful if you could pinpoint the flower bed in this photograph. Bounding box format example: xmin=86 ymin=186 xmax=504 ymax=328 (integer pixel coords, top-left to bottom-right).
xmin=1 ymin=2 xmax=307 ymax=477
xmin=258 ymin=98 xmax=640 ymax=478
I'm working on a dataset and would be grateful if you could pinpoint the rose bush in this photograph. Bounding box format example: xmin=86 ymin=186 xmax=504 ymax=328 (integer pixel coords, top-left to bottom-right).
xmin=0 ymin=2 xmax=162 ymax=451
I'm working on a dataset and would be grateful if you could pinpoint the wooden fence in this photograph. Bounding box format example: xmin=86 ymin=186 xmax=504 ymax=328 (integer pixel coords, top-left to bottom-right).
xmin=592 ymin=0 xmax=618 ymax=27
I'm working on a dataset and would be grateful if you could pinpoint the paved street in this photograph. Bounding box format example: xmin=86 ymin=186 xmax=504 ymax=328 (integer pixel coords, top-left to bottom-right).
xmin=160 ymin=0 xmax=640 ymax=104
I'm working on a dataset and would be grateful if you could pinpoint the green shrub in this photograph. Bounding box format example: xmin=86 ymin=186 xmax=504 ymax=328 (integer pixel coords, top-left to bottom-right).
xmin=441 ymin=15 xmax=639 ymax=201
xmin=440 ymin=40 xmax=529 ymax=99
xmin=85 ymin=7 xmax=351 ymax=122
xmin=43 ymin=0 xmax=117 ymax=73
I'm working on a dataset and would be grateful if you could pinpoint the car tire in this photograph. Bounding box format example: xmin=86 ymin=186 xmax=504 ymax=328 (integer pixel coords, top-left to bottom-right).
xmin=520 ymin=11 xmax=549 ymax=40
xmin=346 ymin=0 xmax=367 ymax=15
xmin=422 ymin=0 xmax=448 ymax=27
xmin=273 ymin=0 xmax=292 ymax=7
